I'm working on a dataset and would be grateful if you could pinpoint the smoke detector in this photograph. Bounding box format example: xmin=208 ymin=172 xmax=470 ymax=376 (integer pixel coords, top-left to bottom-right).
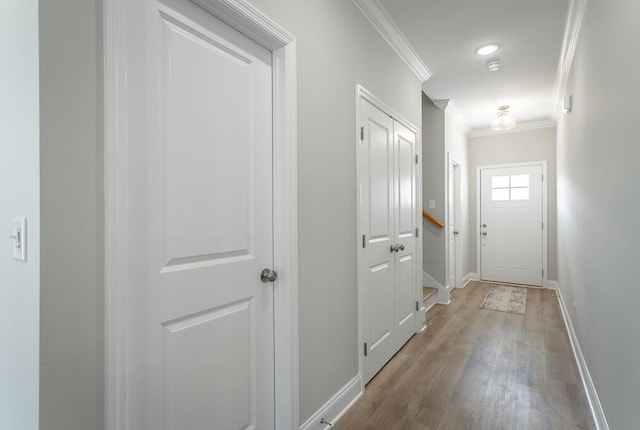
xmin=487 ymin=59 xmax=502 ymax=72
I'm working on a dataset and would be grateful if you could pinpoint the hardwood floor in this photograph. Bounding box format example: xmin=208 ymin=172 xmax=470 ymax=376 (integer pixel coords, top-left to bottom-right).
xmin=334 ymin=282 xmax=594 ymax=430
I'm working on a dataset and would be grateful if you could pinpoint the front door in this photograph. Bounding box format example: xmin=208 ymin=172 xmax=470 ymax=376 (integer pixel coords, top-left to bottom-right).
xmin=480 ymin=165 xmax=543 ymax=286
xmin=131 ymin=1 xmax=275 ymax=428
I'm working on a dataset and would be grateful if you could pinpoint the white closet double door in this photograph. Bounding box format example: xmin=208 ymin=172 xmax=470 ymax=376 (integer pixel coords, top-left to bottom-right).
xmin=359 ymin=99 xmax=418 ymax=384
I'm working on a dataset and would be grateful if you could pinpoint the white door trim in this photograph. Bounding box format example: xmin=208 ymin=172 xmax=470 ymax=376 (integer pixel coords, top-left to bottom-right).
xmin=355 ymin=85 xmax=422 ymax=390
xmin=446 ymin=154 xmax=461 ymax=289
xmin=103 ymin=1 xmax=299 ymax=429
xmin=475 ymin=161 xmax=548 ymax=287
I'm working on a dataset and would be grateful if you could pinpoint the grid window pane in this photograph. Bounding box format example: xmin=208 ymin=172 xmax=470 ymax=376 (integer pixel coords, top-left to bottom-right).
xmin=511 ymin=187 xmax=530 ymax=200
xmin=492 ymin=188 xmax=510 ymax=201
xmin=491 ymin=176 xmax=509 ymax=188
xmin=511 ymin=174 xmax=530 ymax=187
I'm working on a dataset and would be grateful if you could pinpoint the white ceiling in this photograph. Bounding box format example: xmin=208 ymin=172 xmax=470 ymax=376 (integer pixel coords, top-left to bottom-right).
xmin=377 ymin=0 xmax=570 ymax=130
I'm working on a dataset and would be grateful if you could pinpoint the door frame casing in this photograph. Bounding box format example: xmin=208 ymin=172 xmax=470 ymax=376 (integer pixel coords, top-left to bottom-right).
xmin=445 ymin=154 xmax=461 ymax=289
xmin=103 ymin=0 xmax=299 ymax=428
xmin=475 ymin=161 xmax=548 ymax=287
xmin=355 ymin=85 xmax=422 ymax=391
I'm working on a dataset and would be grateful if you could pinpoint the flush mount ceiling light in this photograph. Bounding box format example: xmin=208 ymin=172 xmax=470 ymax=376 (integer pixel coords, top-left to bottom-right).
xmin=491 ymin=105 xmax=517 ymax=131
xmin=475 ymin=43 xmax=500 ymax=56
xmin=486 ymin=58 xmax=502 ymax=72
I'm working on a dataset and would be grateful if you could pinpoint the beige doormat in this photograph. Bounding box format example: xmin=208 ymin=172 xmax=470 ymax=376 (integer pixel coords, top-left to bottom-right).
xmin=480 ymin=285 xmax=527 ymax=315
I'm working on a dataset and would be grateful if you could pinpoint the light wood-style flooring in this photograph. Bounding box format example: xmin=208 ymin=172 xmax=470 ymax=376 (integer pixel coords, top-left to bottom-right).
xmin=334 ymin=282 xmax=594 ymax=430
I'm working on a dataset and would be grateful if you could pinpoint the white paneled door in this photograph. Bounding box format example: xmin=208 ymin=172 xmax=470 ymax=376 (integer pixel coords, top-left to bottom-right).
xmin=360 ymin=98 xmax=418 ymax=384
xmin=131 ymin=1 xmax=275 ymax=429
xmin=480 ymin=165 xmax=543 ymax=286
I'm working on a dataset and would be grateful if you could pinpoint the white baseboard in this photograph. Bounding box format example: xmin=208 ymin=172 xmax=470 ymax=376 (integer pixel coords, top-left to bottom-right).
xmin=424 ymin=301 xmax=436 ymax=313
xmin=299 ymin=375 xmax=362 ymax=430
xmin=546 ymin=280 xmax=559 ymax=290
xmin=555 ymin=286 xmax=610 ymax=430
xmin=467 ymin=272 xmax=480 ymax=281
xmin=461 ymin=273 xmax=479 ymax=288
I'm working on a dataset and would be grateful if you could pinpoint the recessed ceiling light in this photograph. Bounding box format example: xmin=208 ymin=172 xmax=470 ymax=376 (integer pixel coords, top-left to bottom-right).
xmin=475 ymin=43 xmax=500 ymax=56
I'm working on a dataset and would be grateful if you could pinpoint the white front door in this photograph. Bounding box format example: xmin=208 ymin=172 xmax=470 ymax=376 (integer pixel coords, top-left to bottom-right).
xmin=360 ymin=99 xmax=417 ymax=384
xmin=130 ymin=1 xmax=275 ymax=428
xmin=480 ymin=165 xmax=543 ymax=286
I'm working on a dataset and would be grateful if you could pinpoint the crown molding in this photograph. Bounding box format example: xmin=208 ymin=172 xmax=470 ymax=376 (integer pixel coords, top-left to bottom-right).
xmin=432 ymin=99 xmax=471 ymax=136
xmin=352 ymin=0 xmax=432 ymax=82
xmin=432 ymin=99 xmax=450 ymax=111
xmin=551 ymin=0 xmax=587 ymax=117
xmin=468 ymin=119 xmax=557 ymax=138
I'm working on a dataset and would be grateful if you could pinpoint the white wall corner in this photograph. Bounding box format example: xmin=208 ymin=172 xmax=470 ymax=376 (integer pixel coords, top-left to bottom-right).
xmin=545 ymin=280 xmax=559 ymax=290
xmin=461 ymin=273 xmax=479 ymax=288
xmin=438 ymin=99 xmax=471 ymax=135
xmin=551 ymin=0 xmax=587 ymax=117
xmin=299 ymin=375 xmax=362 ymax=430
xmin=423 ymin=271 xmax=450 ymax=305
xmin=352 ymin=0 xmax=432 ymax=82
xmin=555 ymin=286 xmax=610 ymax=430
xmin=422 ymin=271 xmax=444 ymax=290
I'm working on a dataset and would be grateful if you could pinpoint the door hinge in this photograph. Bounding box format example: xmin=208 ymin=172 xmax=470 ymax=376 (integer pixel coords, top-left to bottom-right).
xmin=415 ymin=154 xmax=419 ymax=164
xmin=362 ymin=234 xmax=366 ymax=248
xmin=542 ymin=222 xmax=544 ymax=229
xmin=542 ymin=174 xmax=544 ymax=181
xmin=360 ymin=126 xmax=364 ymax=141
xmin=415 ymin=227 xmax=419 ymax=238
xmin=542 ymin=269 xmax=544 ymax=277
xmin=416 ymin=301 xmax=420 ymax=311
xmin=364 ymin=342 xmax=368 ymax=357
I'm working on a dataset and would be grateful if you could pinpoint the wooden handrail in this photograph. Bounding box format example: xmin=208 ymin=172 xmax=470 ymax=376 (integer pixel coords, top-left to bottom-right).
xmin=422 ymin=210 xmax=445 ymax=229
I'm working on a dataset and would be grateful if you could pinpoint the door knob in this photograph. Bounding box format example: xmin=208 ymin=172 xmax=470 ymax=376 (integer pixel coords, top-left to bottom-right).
xmin=481 ymin=231 xmax=487 ymax=236
xmin=398 ymin=244 xmax=405 ymax=251
xmin=260 ymin=268 xmax=278 ymax=283
xmin=453 ymin=231 xmax=459 ymax=235
xmin=390 ymin=244 xmax=399 ymax=253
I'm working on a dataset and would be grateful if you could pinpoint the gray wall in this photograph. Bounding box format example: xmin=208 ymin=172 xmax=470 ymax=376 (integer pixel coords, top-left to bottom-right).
xmin=557 ymin=0 xmax=640 ymax=427
xmin=468 ymin=127 xmax=557 ymax=280
xmin=234 ymin=0 xmax=423 ymax=422
xmin=39 ymin=0 xmax=103 ymax=429
xmin=0 ymin=2 xmax=40 ymax=428
xmin=421 ymin=95 xmax=446 ymax=286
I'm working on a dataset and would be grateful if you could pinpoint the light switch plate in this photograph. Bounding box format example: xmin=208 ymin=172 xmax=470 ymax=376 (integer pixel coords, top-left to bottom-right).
xmin=11 ymin=217 xmax=27 ymax=262
xmin=429 ymin=200 xmax=436 ymax=209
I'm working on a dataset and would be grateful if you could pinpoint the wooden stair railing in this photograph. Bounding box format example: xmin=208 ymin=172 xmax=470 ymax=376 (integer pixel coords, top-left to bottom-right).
xmin=422 ymin=210 xmax=445 ymax=229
